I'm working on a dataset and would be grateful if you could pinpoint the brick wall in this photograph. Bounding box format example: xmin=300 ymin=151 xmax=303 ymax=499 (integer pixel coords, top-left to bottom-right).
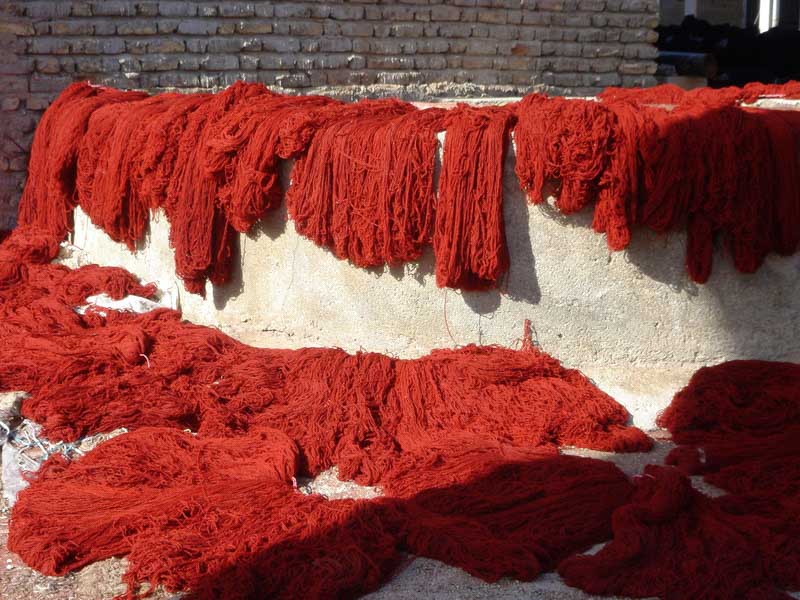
xmin=0 ymin=0 xmax=659 ymax=228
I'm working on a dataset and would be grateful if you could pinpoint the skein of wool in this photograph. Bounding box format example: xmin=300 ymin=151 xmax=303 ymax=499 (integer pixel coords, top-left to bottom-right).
xmin=17 ymin=81 xmax=800 ymax=294
xmin=205 ymin=92 xmax=339 ymax=233
xmin=592 ymin=100 xmax=661 ymax=251
xmin=136 ymin=93 xmax=213 ymax=210
xmin=559 ymin=464 xmax=800 ymax=600
xmin=660 ymin=360 xmax=800 ymax=439
xmin=513 ymin=95 xmax=615 ymax=215
xmin=17 ymin=83 xmax=148 ymax=237
xmin=77 ymin=95 xmax=185 ymax=250
xmin=658 ymin=359 xmax=800 ymax=495
xmin=513 ymin=94 xmax=651 ymax=253
xmin=560 ymin=360 xmax=800 ymax=600
xmin=612 ymin=99 xmax=800 ymax=282
xmin=285 ymin=99 xmax=447 ymax=268
xmin=435 ymin=104 xmax=515 ymax=289
xmin=165 ymin=82 xmax=271 ymax=294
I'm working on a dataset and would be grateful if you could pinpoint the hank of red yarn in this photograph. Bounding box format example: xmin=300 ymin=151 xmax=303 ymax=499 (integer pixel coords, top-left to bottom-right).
xmin=285 ymin=99 xmax=446 ymax=268
xmin=435 ymin=104 xmax=515 ymax=289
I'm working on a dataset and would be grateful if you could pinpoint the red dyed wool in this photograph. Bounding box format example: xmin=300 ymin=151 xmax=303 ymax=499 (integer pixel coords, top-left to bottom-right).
xmin=8 ymin=427 xmax=406 ymax=600
xmin=285 ymin=100 xmax=447 ymax=268
xmin=658 ymin=360 xmax=800 ymax=496
xmin=0 ymin=229 xmax=650 ymax=481
xmin=658 ymin=360 xmax=800 ymax=439
xmin=76 ymin=94 xmax=186 ymax=250
xmin=561 ymin=360 xmax=800 ymax=600
xmin=8 ymin=426 xmax=642 ymax=600
xmin=164 ymin=82 xmax=271 ymax=294
xmin=382 ymin=435 xmax=634 ymax=582
xmin=599 ymin=81 xmax=800 ymax=107
xmin=559 ymin=464 xmax=800 ymax=600
xmin=17 ymin=82 xmax=148 ymax=238
xmin=514 ymin=95 xmax=615 ymax=214
xmin=513 ymin=94 xmax=643 ymax=251
xmin=0 ymin=229 xmax=650 ymax=599
xmin=20 ymin=81 xmax=800 ymax=296
xmin=637 ymin=104 xmax=800 ymax=282
xmin=205 ymin=92 xmax=340 ymax=233
xmin=435 ymin=104 xmax=515 ymax=289
xmin=0 ymin=304 xmax=651 ymax=483
xmin=135 ymin=93 xmax=213 ymax=210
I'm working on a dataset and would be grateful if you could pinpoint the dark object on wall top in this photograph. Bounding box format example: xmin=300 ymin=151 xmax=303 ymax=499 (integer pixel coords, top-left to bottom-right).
xmin=657 ymin=15 xmax=800 ymax=86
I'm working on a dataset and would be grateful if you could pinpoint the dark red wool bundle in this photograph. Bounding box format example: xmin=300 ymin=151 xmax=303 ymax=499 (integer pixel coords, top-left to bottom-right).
xmin=559 ymin=464 xmax=800 ymax=600
xmin=435 ymin=104 xmax=515 ymax=289
xmin=513 ymin=83 xmax=800 ymax=282
xmin=514 ymin=95 xmax=615 ymax=214
xmin=561 ymin=359 xmax=800 ymax=600
xmin=658 ymin=360 xmax=800 ymax=498
xmin=382 ymin=436 xmax=634 ymax=582
xmin=0 ymin=228 xmax=652 ymax=598
xmin=285 ymin=100 xmax=447 ymax=268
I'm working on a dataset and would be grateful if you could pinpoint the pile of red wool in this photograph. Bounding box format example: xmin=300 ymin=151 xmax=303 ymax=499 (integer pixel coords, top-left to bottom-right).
xmin=561 ymin=359 xmax=800 ymax=600
xmin=0 ymin=226 xmax=651 ymax=599
xmin=3 ymin=227 xmax=800 ymax=599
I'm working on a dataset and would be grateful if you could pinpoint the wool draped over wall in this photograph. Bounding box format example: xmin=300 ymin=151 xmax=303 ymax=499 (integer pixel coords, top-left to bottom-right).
xmin=16 ymin=80 xmax=800 ymax=295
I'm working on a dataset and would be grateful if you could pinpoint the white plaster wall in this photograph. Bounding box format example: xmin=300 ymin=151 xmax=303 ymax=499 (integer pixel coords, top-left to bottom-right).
xmin=69 ymin=142 xmax=800 ymax=430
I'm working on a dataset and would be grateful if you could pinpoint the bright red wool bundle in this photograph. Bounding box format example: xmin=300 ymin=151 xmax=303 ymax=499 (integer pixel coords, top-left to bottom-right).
xmin=164 ymin=82 xmax=272 ymax=293
xmin=435 ymin=104 xmax=515 ymax=289
xmin=285 ymin=100 xmax=446 ymax=268
xmin=0 ymin=228 xmax=653 ymax=598
xmin=204 ymin=91 xmax=340 ymax=233
xmin=76 ymin=94 xmax=185 ymax=250
xmin=17 ymin=83 xmax=148 ymax=238
xmin=0 ymin=278 xmax=652 ymax=479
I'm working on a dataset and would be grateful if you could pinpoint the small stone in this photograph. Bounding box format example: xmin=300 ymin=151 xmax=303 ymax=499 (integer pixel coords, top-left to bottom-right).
xmin=0 ymin=391 xmax=26 ymax=444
